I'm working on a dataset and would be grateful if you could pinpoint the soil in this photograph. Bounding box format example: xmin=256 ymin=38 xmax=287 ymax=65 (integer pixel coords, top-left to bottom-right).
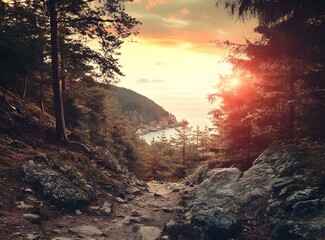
xmin=0 ymin=181 xmax=189 ymax=240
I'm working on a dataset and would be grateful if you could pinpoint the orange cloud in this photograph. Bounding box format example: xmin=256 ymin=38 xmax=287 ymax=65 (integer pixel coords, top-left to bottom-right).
xmin=168 ymin=8 xmax=190 ymax=21
xmin=179 ymin=8 xmax=190 ymax=16
xmin=134 ymin=0 xmax=169 ymax=10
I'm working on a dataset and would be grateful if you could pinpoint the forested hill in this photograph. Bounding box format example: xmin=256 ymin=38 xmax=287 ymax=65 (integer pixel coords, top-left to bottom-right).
xmin=112 ymin=86 xmax=178 ymax=132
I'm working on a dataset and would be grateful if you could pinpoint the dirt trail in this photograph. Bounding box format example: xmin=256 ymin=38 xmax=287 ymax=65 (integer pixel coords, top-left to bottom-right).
xmin=35 ymin=181 xmax=188 ymax=239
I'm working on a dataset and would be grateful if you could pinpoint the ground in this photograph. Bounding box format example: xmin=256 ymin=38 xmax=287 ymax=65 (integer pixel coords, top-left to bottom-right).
xmin=0 ymin=180 xmax=190 ymax=240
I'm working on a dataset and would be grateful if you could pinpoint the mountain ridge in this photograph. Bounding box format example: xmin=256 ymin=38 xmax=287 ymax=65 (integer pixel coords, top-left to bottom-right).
xmin=112 ymin=86 xmax=178 ymax=133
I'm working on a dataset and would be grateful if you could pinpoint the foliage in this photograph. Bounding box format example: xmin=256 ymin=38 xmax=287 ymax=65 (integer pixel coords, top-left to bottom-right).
xmin=145 ymin=124 xmax=213 ymax=181
xmin=210 ymin=0 xmax=325 ymax=160
xmin=113 ymin=86 xmax=177 ymax=127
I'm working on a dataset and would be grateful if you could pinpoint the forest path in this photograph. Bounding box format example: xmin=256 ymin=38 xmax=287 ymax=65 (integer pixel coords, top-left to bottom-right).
xmin=39 ymin=181 xmax=190 ymax=240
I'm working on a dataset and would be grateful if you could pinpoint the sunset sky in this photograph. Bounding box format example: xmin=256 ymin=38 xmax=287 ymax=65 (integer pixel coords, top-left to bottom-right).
xmin=118 ymin=0 xmax=258 ymax=127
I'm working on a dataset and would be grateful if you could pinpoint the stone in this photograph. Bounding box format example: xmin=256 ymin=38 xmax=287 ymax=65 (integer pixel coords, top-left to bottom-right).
xmin=153 ymin=193 xmax=162 ymax=198
xmin=121 ymin=216 xmax=140 ymax=225
xmin=23 ymin=213 xmax=41 ymax=224
xmin=16 ymin=201 xmax=33 ymax=209
xmin=171 ymin=188 xmax=180 ymax=193
xmin=91 ymin=148 xmax=122 ymax=173
xmin=162 ymin=207 xmax=174 ymax=213
xmin=75 ymin=209 xmax=82 ymax=215
xmin=133 ymin=226 xmax=161 ymax=240
xmin=132 ymin=224 xmax=145 ymax=233
xmin=101 ymin=202 xmax=112 ymax=216
xmin=181 ymin=145 xmax=325 ymax=240
xmin=192 ymin=209 xmax=241 ymax=240
xmin=68 ymin=225 xmax=102 ymax=238
xmin=139 ymin=216 xmax=155 ymax=223
xmin=21 ymin=161 xmax=90 ymax=209
xmin=131 ymin=210 xmax=141 ymax=217
xmin=292 ymin=199 xmax=320 ymax=215
xmin=51 ymin=238 xmax=72 ymax=240
xmin=116 ymin=197 xmax=127 ymax=203
xmin=284 ymin=187 xmax=320 ymax=209
xmin=22 ymin=187 xmax=34 ymax=194
xmin=25 ymin=234 xmax=41 ymax=240
xmin=126 ymin=187 xmax=144 ymax=196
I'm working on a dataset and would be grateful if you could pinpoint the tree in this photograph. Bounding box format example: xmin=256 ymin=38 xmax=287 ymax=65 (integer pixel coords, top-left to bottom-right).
xmin=49 ymin=0 xmax=67 ymax=140
xmin=212 ymin=0 xmax=325 ymax=154
xmin=47 ymin=0 xmax=139 ymax=140
xmin=172 ymin=119 xmax=193 ymax=168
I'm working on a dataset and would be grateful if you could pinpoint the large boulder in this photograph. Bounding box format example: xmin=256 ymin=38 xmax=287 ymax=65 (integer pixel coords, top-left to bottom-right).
xmin=185 ymin=145 xmax=325 ymax=239
xmin=22 ymin=161 xmax=91 ymax=209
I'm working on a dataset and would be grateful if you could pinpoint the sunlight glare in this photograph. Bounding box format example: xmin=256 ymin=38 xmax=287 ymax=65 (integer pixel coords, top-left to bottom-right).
xmin=229 ymin=77 xmax=240 ymax=88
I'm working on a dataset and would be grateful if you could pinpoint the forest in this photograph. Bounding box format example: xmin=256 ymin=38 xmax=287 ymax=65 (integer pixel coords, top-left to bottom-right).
xmin=209 ymin=0 xmax=324 ymax=164
xmin=0 ymin=0 xmax=324 ymax=239
xmin=0 ymin=0 xmax=324 ymax=179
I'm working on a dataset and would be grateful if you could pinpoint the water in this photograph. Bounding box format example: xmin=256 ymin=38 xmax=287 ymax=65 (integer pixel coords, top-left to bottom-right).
xmin=141 ymin=119 xmax=213 ymax=143
xmin=142 ymin=128 xmax=176 ymax=143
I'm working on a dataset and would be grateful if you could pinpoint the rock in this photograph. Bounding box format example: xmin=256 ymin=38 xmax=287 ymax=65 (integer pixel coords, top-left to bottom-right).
xmin=162 ymin=207 xmax=174 ymax=213
xmin=292 ymin=199 xmax=320 ymax=215
xmin=284 ymin=187 xmax=320 ymax=210
xmin=16 ymin=201 xmax=33 ymax=209
xmin=153 ymin=193 xmax=162 ymax=198
xmin=185 ymin=164 xmax=211 ymax=185
xmin=75 ymin=209 xmax=82 ymax=215
xmin=121 ymin=216 xmax=140 ymax=225
xmin=51 ymin=238 xmax=72 ymax=240
xmin=91 ymin=148 xmax=122 ymax=173
xmin=139 ymin=216 xmax=155 ymax=223
xmin=21 ymin=161 xmax=90 ymax=209
xmin=33 ymin=153 xmax=50 ymax=163
xmin=8 ymin=139 xmax=29 ymax=148
xmin=181 ymin=145 xmax=325 ymax=240
xmin=23 ymin=213 xmax=41 ymax=224
xmin=131 ymin=210 xmax=141 ymax=217
xmin=133 ymin=226 xmax=161 ymax=240
xmin=22 ymin=187 xmax=34 ymax=195
xmin=68 ymin=225 xmax=102 ymax=238
xmin=192 ymin=209 xmax=241 ymax=240
xmin=116 ymin=197 xmax=127 ymax=203
xmin=171 ymin=188 xmax=180 ymax=193
xmin=126 ymin=187 xmax=144 ymax=196
xmin=101 ymin=202 xmax=112 ymax=216
xmin=25 ymin=234 xmax=41 ymax=240
xmin=132 ymin=224 xmax=145 ymax=233
xmin=163 ymin=220 xmax=203 ymax=240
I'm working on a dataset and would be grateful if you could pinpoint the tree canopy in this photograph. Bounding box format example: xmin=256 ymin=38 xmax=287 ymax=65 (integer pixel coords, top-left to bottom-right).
xmin=210 ymin=0 xmax=325 ymax=159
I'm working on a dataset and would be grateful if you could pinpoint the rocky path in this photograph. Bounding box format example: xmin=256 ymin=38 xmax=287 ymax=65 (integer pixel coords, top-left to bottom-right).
xmin=9 ymin=181 xmax=190 ymax=240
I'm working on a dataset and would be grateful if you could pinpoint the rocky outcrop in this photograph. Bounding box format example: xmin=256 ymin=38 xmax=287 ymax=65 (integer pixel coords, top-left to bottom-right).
xmin=22 ymin=160 xmax=91 ymax=209
xmin=170 ymin=145 xmax=325 ymax=240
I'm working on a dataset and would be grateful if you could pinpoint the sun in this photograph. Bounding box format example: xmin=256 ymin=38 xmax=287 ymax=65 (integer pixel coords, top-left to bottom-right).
xmin=229 ymin=77 xmax=240 ymax=88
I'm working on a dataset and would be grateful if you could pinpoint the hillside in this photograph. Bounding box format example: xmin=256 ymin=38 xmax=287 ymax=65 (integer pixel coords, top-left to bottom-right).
xmin=0 ymin=86 xmax=185 ymax=240
xmin=112 ymin=86 xmax=178 ymax=133
xmin=1 ymin=87 xmax=324 ymax=240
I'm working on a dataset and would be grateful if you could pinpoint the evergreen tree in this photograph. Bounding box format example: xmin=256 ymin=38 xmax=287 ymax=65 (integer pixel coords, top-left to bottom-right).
xmin=211 ymin=0 xmax=325 ymax=157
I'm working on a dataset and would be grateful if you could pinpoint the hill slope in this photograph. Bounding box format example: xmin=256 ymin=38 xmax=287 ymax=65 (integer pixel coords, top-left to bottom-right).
xmin=112 ymin=86 xmax=178 ymax=133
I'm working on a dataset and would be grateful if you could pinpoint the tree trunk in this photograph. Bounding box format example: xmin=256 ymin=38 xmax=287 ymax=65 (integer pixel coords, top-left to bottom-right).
xmin=49 ymin=0 xmax=67 ymax=141
xmin=287 ymin=67 xmax=296 ymax=142
xmin=22 ymin=72 xmax=28 ymax=100
xmin=59 ymin=36 xmax=67 ymax=99
xmin=39 ymin=69 xmax=45 ymax=112
xmin=182 ymin=143 xmax=186 ymax=168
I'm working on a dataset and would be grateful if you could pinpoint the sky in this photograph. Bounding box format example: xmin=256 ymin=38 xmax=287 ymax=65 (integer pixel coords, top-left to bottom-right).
xmin=118 ymin=0 xmax=258 ymax=127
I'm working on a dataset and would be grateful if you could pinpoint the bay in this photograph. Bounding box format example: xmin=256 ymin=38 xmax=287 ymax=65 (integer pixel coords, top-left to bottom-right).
xmin=142 ymin=128 xmax=176 ymax=143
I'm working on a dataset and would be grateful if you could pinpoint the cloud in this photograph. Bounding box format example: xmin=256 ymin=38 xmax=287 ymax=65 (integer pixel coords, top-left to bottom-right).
xmin=154 ymin=62 xmax=166 ymax=66
xmin=134 ymin=0 xmax=169 ymax=10
xmin=126 ymin=0 xmax=258 ymax=53
xmin=136 ymin=78 xmax=166 ymax=84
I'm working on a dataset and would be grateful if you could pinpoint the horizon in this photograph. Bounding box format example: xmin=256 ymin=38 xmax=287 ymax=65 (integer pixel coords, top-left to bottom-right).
xmin=117 ymin=0 xmax=258 ymax=127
